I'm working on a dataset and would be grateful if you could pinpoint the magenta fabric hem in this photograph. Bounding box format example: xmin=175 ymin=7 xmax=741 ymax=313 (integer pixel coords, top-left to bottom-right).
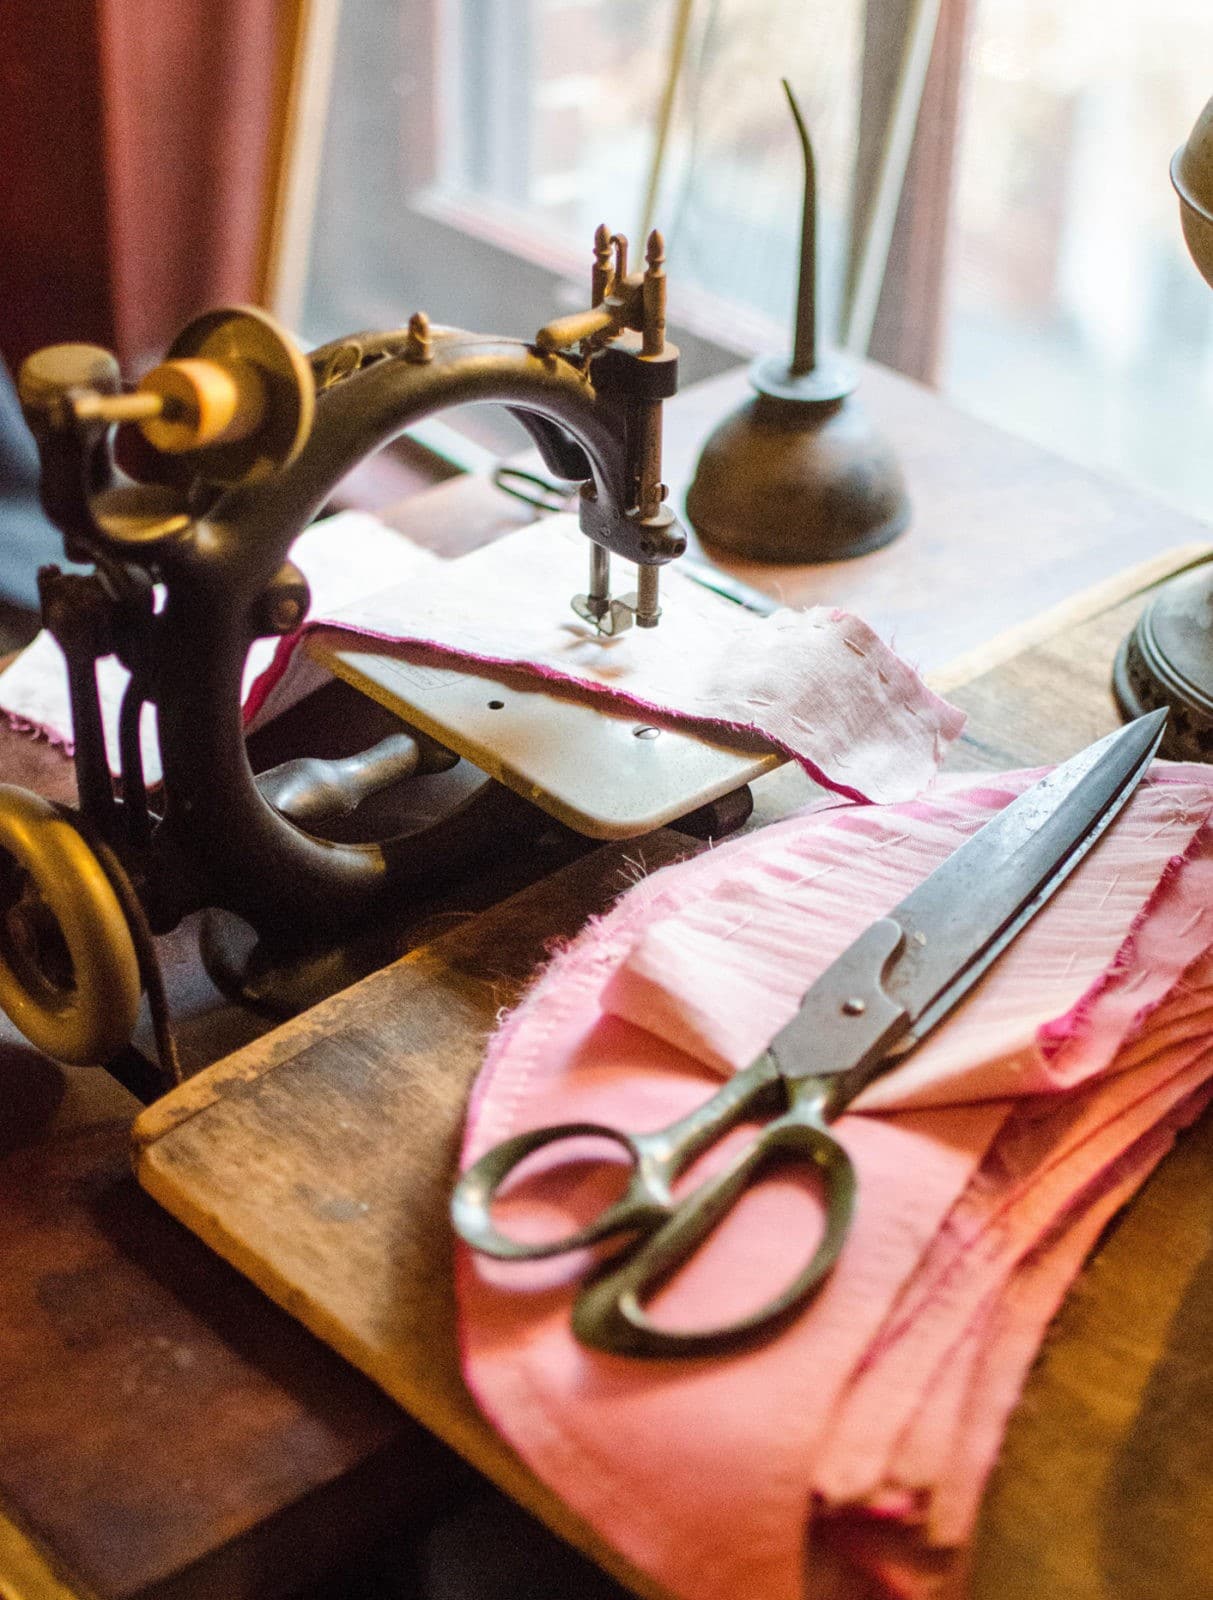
xmin=244 ymin=615 xmax=946 ymax=804
xmin=2 ymin=710 xmax=74 ymax=758
xmin=0 ymin=516 xmax=965 ymax=804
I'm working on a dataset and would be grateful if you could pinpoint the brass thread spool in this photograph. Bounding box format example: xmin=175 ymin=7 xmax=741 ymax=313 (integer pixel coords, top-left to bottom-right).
xmin=1113 ymin=94 xmax=1213 ymax=759
xmin=69 ymin=353 xmax=267 ymax=453
xmin=687 ymin=81 xmax=909 ymax=564
xmin=19 ymin=306 xmax=315 ymax=491
xmin=18 ymin=308 xmax=315 ymax=547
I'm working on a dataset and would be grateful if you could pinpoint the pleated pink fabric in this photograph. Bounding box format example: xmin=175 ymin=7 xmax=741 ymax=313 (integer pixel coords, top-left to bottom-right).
xmin=456 ymin=763 xmax=1213 ymax=1600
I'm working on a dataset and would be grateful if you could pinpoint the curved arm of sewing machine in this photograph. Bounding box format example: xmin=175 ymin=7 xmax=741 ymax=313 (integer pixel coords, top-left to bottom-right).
xmin=141 ymin=588 xmax=496 ymax=935
xmin=505 ymin=408 xmax=594 ymax=482
xmin=307 ymin=326 xmax=596 ymax=486
xmin=144 ymin=329 xmax=682 ymax=937
xmin=208 ymin=326 xmax=681 ymax=578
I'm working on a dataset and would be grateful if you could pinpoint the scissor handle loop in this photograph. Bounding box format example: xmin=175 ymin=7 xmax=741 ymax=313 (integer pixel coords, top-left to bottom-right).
xmin=570 ymin=1080 xmax=856 ymax=1358
xmin=453 ymin=1056 xmax=787 ymax=1263
xmin=451 ymin=1120 xmax=673 ymax=1261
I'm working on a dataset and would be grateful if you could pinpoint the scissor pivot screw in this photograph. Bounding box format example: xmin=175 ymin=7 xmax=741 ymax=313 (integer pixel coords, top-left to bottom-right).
xmin=842 ymin=997 xmax=867 ymax=1015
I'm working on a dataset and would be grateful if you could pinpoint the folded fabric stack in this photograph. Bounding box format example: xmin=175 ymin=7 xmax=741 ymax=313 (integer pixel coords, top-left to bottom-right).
xmin=456 ymin=763 xmax=1213 ymax=1600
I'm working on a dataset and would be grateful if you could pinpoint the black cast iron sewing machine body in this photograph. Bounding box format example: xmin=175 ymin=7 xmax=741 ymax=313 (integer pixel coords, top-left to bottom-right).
xmin=0 ymin=228 xmax=693 ymax=1082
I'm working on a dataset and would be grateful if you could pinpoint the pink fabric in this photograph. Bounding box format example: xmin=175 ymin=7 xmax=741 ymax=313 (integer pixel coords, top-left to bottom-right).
xmin=246 ymin=517 xmax=964 ymax=804
xmin=602 ymin=774 xmax=1213 ymax=1106
xmin=455 ymin=763 xmax=1213 ymax=1600
xmin=0 ymin=511 xmax=961 ymax=803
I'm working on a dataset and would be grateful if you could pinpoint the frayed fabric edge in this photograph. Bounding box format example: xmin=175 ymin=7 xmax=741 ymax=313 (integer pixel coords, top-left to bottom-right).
xmin=2 ymin=709 xmax=74 ymax=759
xmin=239 ymin=617 xmax=962 ymax=806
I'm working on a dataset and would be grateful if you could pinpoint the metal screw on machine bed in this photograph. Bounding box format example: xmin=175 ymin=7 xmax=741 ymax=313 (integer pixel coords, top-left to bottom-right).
xmin=0 ymin=225 xmax=700 ymax=1082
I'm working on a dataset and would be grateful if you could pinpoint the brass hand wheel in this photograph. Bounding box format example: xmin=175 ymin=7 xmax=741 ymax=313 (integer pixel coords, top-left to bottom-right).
xmin=0 ymin=786 xmax=141 ymax=1064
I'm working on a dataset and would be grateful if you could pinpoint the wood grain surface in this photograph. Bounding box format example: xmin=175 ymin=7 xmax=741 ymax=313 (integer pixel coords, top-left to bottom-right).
xmin=0 ymin=1073 xmax=465 ymax=1600
xmin=132 ymin=548 xmax=1213 ymax=1600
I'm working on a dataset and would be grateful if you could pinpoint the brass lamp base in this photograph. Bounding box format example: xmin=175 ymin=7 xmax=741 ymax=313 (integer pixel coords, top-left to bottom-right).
xmin=1113 ymin=100 xmax=1213 ymax=762
xmin=1112 ymin=564 xmax=1213 ymax=761
xmin=686 ymin=356 xmax=910 ymax=565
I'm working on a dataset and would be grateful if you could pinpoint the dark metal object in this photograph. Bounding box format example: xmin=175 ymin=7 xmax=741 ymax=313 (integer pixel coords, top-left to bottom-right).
xmin=673 ymin=559 xmax=777 ymax=615
xmin=686 ymin=81 xmax=910 ymax=564
xmin=453 ymin=713 xmax=1166 ymax=1356
xmin=670 ymin=782 xmax=755 ymax=840
xmin=1173 ymin=96 xmax=1213 ymax=290
xmin=489 ymin=462 xmax=779 ymax=614
xmin=1114 ymin=560 xmax=1213 ymax=758
xmin=256 ymin=732 xmax=459 ymax=830
xmin=1113 ymin=96 xmax=1213 ymax=759
xmin=1 ymin=233 xmax=701 ymax=1070
xmin=491 ymin=464 xmax=575 ymax=514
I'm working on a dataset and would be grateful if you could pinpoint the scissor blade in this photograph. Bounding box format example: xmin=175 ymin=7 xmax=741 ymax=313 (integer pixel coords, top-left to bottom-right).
xmin=769 ymin=710 xmax=1167 ymax=1093
xmin=885 ymin=709 xmax=1168 ymax=1036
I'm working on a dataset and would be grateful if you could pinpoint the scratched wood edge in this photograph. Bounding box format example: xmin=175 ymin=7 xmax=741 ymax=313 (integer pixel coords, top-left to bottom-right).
xmin=0 ymin=1508 xmax=98 ymax=1600
xmin=130 ymin=546 xmax=1207 ymax=1600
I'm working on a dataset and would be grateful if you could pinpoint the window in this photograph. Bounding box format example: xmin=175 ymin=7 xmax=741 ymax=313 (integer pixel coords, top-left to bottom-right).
xmin=945 ymin=0 xmax=1213 ymax=522
xmin=297 ymin=1 xmax=1213 ymax=522
xmin=301 ymin=1 xmax=871 ymax=396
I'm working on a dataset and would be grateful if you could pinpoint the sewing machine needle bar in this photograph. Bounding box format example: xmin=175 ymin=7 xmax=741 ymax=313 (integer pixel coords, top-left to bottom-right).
xmin=589 ymin=540 xmax=610 ymax=608
xmin=636 ymin=563 xmax=661 ymax=627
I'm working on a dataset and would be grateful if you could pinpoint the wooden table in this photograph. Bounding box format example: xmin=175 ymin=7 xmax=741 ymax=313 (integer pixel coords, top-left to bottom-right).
xmin=2 ymin=357 xmax=1210 ymax=1600
xmin=129 ymin=551 xmax=1213 ymax=1600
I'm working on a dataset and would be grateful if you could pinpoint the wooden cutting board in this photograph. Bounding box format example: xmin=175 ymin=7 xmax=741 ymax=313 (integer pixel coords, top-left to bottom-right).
xmin=133 ymin=546 xmax=1213 ymax=1600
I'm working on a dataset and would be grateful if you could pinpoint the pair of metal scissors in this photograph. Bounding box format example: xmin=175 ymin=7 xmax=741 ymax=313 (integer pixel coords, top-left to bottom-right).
xmin=452 ymin=711 xmax=1167 ymax=1359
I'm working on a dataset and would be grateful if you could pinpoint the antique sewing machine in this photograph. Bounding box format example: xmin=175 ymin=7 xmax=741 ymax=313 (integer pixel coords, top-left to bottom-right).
xmin=0 ymin=227 xmax=778 ymax=1085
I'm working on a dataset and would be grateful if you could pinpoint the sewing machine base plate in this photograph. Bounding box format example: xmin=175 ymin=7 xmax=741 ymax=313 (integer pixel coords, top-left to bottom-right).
xmin=200 ymin=908 xmax=438 ymax=1021
xmin=308 ymin=637 xmax=782 ymax=841
xmin=199 ymin=772 xmax=583 ymax=1017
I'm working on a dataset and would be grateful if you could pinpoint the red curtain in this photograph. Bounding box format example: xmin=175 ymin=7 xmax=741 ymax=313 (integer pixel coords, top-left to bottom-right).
xmin=0 ymin=0 xmax=297 ymax=371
